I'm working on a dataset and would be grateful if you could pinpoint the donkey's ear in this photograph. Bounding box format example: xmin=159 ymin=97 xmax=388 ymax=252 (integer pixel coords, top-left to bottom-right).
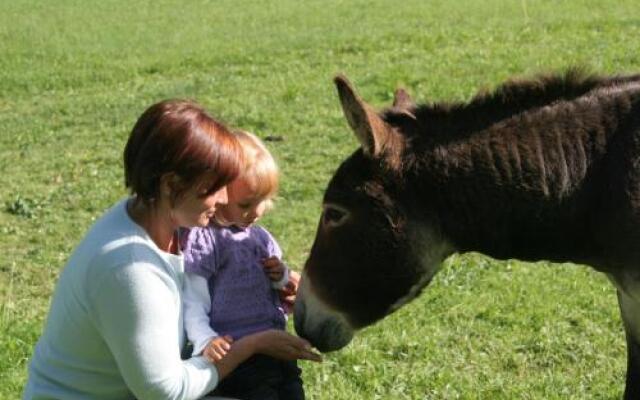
xmin=334 ymin=74 xmax=390 ymax=157
xmin=392 ymin=88 xmax=415 ymax=110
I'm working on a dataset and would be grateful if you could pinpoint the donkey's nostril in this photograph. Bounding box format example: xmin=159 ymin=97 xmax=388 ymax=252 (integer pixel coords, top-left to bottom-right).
xmin=313 ymin=319 xmax=354 ymax=353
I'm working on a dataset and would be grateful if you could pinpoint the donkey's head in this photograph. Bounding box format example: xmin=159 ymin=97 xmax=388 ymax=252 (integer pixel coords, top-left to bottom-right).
xmin=294 ymin=76 xmax=454 ymax=352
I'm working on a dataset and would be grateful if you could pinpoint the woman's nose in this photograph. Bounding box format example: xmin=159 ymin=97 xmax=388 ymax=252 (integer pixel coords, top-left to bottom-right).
xmin=216 ymin=187 xmax=229 ymax=205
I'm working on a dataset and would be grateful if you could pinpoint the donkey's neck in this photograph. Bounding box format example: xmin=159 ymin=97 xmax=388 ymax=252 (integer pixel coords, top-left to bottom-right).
xmin=407 ymin=83 xmax=640 ymax=265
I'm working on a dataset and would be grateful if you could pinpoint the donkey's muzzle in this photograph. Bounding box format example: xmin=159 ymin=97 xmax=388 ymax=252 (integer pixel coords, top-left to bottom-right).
xmin=294 ymin=276 xmax=354 ymax=352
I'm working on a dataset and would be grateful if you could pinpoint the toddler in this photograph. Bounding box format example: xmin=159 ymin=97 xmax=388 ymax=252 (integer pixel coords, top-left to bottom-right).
xmin=182 ymin=130 xmax=304 ymax=400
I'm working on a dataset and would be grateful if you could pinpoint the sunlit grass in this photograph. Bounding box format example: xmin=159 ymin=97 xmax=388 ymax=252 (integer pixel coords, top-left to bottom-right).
xmin=2 ymin=0 xmax=639 ymax=398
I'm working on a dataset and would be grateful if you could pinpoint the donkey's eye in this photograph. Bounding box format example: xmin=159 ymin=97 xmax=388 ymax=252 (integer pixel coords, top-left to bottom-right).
xmin=322 ymin=205 xmax=349 ymax=227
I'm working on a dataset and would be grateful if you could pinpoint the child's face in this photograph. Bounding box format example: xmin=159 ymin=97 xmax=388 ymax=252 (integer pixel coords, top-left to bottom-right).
xmin=216 ymin=178 xmax=268 ymax=228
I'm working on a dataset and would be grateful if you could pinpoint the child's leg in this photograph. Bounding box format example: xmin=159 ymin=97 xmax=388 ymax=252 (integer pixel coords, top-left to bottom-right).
xmin=201 ymin=397 xmax=241 ymax=400
xmin=213 ymin=355 xmax=282 ymax=400
xmin=278 ymin=360 xmax=305 ymax=400
xmin=241 ymin=385 xmax=280 ymax=400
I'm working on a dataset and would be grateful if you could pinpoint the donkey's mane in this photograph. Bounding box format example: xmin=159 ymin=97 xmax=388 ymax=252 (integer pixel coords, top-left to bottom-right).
xmin=411 ymin=68 xmax=640 ymax=141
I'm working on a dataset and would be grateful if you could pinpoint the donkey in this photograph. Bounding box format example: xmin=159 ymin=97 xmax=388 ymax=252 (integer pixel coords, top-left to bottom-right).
xmin=293 ymin=69 xmax=640 ymax=398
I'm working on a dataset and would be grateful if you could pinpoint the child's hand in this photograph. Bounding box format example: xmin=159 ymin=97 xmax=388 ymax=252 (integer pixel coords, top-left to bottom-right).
xmin=204 ymin=335 xmax=233 ymax=363
xmin=262 ymin=256 xmax=285 ymax=282
xmin=279 ymin=270 xmax=300 ymax=314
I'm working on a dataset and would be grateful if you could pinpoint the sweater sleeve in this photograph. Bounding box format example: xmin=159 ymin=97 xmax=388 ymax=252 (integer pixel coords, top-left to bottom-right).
xmin=183 ymin=272 xmax=219 ymax=356
xmin=90 ymin=260 xmax=219 ymax=400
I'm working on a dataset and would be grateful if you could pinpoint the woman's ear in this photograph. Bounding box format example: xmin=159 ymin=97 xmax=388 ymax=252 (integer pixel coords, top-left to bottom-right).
xmin=159 ymin=173 xmax=185 ymax=205
xmin=159 ymin=174 xmax=172 ymax=197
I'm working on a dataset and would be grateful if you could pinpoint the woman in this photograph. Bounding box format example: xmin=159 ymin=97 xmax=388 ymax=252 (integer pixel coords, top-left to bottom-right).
xmin=23 ymin=99 xmax=321 ymax=400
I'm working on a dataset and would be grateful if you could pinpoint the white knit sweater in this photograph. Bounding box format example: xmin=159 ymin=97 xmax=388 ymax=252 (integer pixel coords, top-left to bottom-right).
xmin=23 ymin=199 xmax=219 ymax=400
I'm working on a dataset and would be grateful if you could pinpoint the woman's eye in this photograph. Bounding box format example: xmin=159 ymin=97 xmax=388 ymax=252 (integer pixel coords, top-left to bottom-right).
xmin=198 ymin=188 xmax=213 ymax=197
xmin=322 ymin=206 xmax=347 ymax=226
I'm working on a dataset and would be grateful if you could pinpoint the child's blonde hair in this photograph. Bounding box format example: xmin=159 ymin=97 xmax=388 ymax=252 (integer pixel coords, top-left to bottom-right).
xmin=234 ymin=130 xmax=279 ymax=207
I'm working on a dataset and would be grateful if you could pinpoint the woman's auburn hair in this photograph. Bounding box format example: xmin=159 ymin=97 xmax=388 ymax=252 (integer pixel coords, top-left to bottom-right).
xmin=234 ymin=130 xmax=279 ymax=201
xmin=124 ymin=99 xmax=243 ymax=204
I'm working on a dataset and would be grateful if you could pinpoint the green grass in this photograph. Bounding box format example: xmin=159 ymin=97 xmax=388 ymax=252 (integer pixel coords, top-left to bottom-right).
xmin=1 ymin=0 xmax=638 ymax=398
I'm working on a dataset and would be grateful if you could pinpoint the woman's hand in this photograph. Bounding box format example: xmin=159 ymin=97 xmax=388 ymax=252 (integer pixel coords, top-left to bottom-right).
xmin=252 ymin=330 xmax=322 ymax=362
xmin=212 ymin=330 xmax=321 ymax=380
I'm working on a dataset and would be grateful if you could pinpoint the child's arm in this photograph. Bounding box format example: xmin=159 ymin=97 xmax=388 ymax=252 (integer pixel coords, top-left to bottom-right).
xmin=183 ymin=272 xmax=220 ymax=356
xmin=203 ymin=335 xmax=233 ymax=363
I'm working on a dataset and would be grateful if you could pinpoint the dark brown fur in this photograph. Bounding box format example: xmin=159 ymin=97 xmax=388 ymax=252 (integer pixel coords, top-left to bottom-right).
xmin=294 ymin=69 xmax=640 ymax=398
xmin=402 ymin=72 xmax=640 ymax=268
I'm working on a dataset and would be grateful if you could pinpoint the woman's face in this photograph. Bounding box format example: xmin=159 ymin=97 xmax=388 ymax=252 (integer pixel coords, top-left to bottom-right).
xmin=171 ymin=182 xmax=229 ymax=228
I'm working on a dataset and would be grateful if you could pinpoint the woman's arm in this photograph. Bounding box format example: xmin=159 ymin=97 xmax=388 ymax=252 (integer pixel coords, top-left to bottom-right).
xmin=213 ymin=330 xmax=322 ymax=380
xmin=91 ymin=261 xmax=218 ymax=400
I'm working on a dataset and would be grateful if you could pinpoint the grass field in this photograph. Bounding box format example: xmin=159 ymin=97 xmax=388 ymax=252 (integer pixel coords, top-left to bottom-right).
xmin=2 ymin=0 xmax=639 ymax=398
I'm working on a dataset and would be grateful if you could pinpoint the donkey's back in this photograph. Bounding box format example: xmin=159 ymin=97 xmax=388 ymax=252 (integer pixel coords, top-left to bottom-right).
xmin=412 ymin=78 xmax=640 ymax=271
